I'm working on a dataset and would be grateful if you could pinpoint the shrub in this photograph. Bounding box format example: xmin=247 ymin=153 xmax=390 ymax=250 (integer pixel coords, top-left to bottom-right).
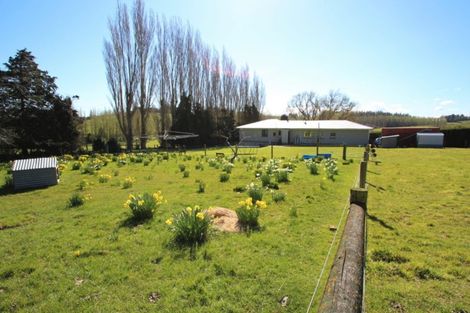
xmin=77 ymin=179 xmax=89 ymax=190
xmin=113 ymin=169 xmax=119 ymax=177
xmin=166 ymin=205 xmax=211 ymax=245
xmin=275 ymin=170 xmax=289 ymax=183
xmin=236 ymin=197 xmax=267 ymax=230
xmin=122 ymin=176 xmax=136 ymax=189
xmin=3 ymin=174 xmax=13 ymax=189
xmin=260 ymin=173 xmax=271 ymax=187
xmin=143 ymin=159 xmax=150 ymax=166
xmin=324 ymin=159 xmax=338 ymax=180
xmin=219 ymin=173 xmax=230 ymax=182
xmin=124 ymin=191 xmax=164 ymax=221
xmin=67 ymin=193 xmax=88 ymax=208
xmin=197 ymin=180 xmax=206 ymax=193
xmin=98 ymin=174 xmax=111 ymax=183
xmin=178 ymin=164 xmax=186 ymax=172
xmin=195 ymin=163 xmax=204 ymax=170
xmin=289 ymin=207 xmax=298 ymax=217
xmin=306 ymin=160 xmax=319 ymax=175
xmin=246 ymin=183 xmax=263 ymax=201
xmin=71 ymin=162 xmax=82 ymax=170
xmin=222 ymin=163 xmax=234 ymax=174
xmin=272 ymin=191 xmax=286 ymax=202
xmin=183 ymin=170 xmax=190 ymax=178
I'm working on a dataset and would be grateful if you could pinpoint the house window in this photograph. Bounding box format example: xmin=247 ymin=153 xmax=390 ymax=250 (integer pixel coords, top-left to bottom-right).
xmin=261 ymin=129 xmax=268 ymax=137
xmin=278 ymin=130 xmax=281 ymax=136
xmin=330 ymin=132 xmax=336 ymax=139
xmin=304 ymin=131 xmax=312 ymax=137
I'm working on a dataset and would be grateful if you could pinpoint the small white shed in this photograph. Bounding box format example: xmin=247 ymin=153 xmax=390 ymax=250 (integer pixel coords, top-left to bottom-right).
xmin=416 ymin=133 xmax=444 ymax=148
xmin=12 ymin=157 xmax=59 ymax=190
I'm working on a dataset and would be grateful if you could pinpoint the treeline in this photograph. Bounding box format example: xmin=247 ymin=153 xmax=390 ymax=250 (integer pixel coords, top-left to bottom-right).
xmin=444 ymin=114 xmax=470 ymax=123
xmin=349 ymin=111 xmax=447 ymax=128
xmin=104 ymin=0 xmax=265 ymax=150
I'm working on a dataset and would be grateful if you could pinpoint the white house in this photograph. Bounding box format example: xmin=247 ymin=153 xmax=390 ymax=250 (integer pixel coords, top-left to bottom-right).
xmin=237 ymin=119 xmax=372 ymax=146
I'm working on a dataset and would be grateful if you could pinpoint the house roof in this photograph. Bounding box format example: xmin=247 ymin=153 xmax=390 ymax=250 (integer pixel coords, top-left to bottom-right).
xmin=12 ymin=157 xmax=57 ymax=171
xmin=237 ymin=119 xmax=372 ymax=130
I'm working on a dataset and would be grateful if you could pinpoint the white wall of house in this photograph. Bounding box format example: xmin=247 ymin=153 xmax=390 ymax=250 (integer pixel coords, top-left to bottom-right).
xmin=240 ymin=128 xmax=369 ymax=146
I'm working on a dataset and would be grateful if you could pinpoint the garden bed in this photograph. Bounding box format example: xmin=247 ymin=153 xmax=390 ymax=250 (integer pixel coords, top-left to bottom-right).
xmin=0 ymin=146 xmax=361 ymax=312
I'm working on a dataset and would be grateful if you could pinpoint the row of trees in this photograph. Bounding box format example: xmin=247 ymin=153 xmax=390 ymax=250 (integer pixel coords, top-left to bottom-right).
xmin=104 ymin=0 xmax=265 ymax=150
xmin=349 ymin=111 xmax=446 ymax=128
xmin=0 ymin=49 xmax=81 ymax=155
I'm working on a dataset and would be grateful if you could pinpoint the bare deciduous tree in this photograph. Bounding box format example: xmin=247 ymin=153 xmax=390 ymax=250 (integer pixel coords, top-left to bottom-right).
xmin=104 ymin=1 xmax=137 ymax=151
xmin=287 ymin=90 xmax=356 ymax=120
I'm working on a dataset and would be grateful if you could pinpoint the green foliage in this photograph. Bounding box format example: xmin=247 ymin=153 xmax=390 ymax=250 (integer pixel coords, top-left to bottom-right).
xmin=306 ymin=160 xmax=319 ymax=175
xmin=260 ymin=173 xmax=271 ymax=187
xmin=98 ymin=174 xmax=111 ymax=183
xmin=77 ymin=179 xmax=89 ymax=191
xmin=414 ymin=267 xmax=442 ymax=280
xmin=233 ymin=185 xmax=246 ymax=193
xmin=3 ymin=174 xmax=13 ymax=189
xmin=324 ymin=159 xmax=338 ymax=180
xmin=219 ymin=173 xmax=230 ymax=182
xmin=178 ymin=164 xmax=186 ymax=172
xmin=271 ymin=191 xmax=286 ymax=202
xmin=124 ymin=192 xmax=163 ymax=221
xmin=246 ymin=182 xmax=263 ymax=201
xmin=166 ymin=206 xmax=211 ymax=246
xmin=122 ymin=176 xmax=136 ymax=189
xmin=67 ymin=193 xmax=86 ymax=208
xmin=289 ymin=207 xmax=298 ymax=218
xmin=183 ymin=170 xmax=190 ymax=178
xmin=197 ymin=180 xmax=206 ymax=193
xmin=71 ymin=162 xmax=81 ymax=170
xmin=236 ymin=198 xmax=267 ymax=230
xmin=275 ymin=169 xmax=289 ymax=183
xmin=0 ymin=49 xmax=81 ymax=154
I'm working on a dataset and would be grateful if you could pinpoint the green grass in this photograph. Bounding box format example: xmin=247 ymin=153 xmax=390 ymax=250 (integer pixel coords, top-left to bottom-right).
xmin=365 ymin=148 xmax=470 ymax=313
xmin=0 ymin=146 xmax=360 ymax=312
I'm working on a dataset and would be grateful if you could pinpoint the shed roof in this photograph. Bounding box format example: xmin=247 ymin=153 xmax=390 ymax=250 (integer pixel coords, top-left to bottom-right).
xmin=237 ymin=119 xmax=372 ymax=130
xmin=12 ymin=157 xmax=57 ymax=171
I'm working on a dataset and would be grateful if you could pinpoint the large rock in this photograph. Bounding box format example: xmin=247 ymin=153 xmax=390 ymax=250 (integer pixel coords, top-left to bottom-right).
xmin=206 ymin=207 xmax=240 ymax=233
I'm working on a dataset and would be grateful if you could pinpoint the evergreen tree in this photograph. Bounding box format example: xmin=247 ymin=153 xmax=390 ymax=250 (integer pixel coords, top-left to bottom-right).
xmin=0 ymin=49 xmax=81 ymax=154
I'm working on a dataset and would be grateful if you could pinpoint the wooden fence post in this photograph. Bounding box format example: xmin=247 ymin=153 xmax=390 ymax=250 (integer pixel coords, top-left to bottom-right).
xmin=204 ymin=144 xmax=207 ymax=157
xmin=359 ymin=161 xmax=367 ymax=188
xmin=318 ymin=203 xmax=366 ymax=313
xmin=271 ymin=144 xmax=274 ymax=159
xmin=343 ymin=145 xmax=347 ymax=160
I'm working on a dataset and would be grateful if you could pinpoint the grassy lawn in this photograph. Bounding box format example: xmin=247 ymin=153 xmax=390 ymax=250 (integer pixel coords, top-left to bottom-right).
xmin=366 ymin=148 xmax=470 ymax=313
xmin=0 ymin=146 xmax=361 ymax=312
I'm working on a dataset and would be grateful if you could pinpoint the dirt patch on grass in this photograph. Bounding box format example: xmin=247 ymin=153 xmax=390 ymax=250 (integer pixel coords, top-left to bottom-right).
xmin=206 ymin=207 xmax=240 ymax=233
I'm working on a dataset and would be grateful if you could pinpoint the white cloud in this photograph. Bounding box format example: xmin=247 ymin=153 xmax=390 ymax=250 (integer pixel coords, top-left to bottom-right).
xmin=434 ymin=99 xmax=455 ymax=112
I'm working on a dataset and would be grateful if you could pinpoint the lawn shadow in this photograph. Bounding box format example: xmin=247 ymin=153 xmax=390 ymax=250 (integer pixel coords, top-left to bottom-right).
xmin=0 ymin=184 xmax=54 ymax=196
xmin=367 ymin=169 xmax=381 ymax=175
xmin=367 ymin=182 xmax=386 ymax=192
xmin=118 ymin=215 xmax=153 ymax=228
xmin=367 ymin=213 xmax=395 ymax=231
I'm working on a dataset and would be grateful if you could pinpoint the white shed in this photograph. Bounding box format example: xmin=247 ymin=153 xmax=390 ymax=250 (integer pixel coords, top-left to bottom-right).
xmin=416 ymin=133 xmax=444 ymax=148
xmin=237 ymin=119 xmax=372 ymax=146
xmin=12 ymin=157 xmax=59 ymax=190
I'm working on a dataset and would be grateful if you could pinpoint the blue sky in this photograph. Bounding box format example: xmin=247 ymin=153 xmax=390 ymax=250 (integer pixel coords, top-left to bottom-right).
xmin=1 ymin=0 xmax=469 ymax=117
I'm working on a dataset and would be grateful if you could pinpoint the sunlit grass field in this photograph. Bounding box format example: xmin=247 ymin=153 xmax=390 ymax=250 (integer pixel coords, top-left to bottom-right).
xmin=365 ymin=148 xmax=470 ymax=313
xmin=0 ymin=146 xmax=361 ymax=312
